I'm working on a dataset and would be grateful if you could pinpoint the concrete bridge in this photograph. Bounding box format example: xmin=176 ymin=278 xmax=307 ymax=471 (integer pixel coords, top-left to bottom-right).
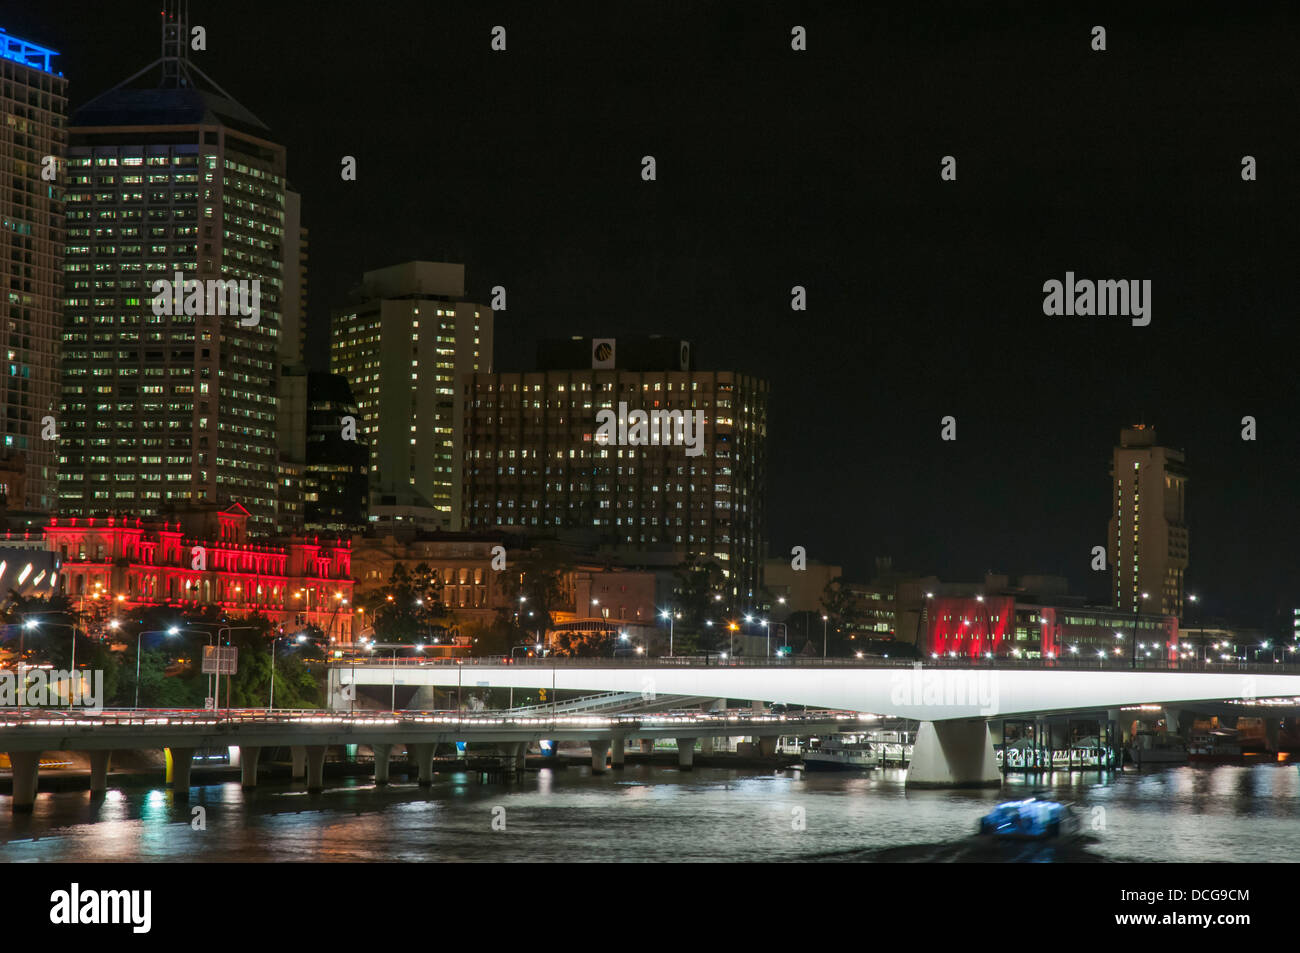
xmin=0 ymin=708 xmax=854 ymax=813
xmin=332 ymin=657 xmax=1300 ymax=787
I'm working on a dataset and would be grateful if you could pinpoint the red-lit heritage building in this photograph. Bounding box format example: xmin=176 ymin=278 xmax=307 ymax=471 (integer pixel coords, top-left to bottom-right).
xmin=42 ymin=504 xmax=355 ymax=643
xmin=926 ymin=595 xmax=1178 ymax=661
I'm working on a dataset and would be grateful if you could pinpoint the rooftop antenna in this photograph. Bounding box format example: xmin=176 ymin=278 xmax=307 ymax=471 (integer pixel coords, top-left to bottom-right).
xmin=160 ymin=0 xmax=189 ymax=88
xmin=85 ymin=0 xmax=257 ymax=119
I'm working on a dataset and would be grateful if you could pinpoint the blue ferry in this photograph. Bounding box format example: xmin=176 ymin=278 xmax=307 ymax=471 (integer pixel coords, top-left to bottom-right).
xmin=977 ymin=797 xmax=1081 ymax=840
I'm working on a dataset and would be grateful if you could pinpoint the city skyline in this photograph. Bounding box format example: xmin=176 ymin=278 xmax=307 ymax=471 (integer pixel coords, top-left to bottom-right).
xmin=2 ymin=2 xmax=1297 ymax=628
xmin=3 ymin=0 xmax=1300 ymax=890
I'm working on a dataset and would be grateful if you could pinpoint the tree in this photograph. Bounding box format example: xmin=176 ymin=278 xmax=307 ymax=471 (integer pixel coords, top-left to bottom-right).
xmin=499 ymin=543 xmax=573 ymax=644
xmin=820 ymin=578 xmax=864 ymax=656
xmin=673 ymin=555 xmax=725 ymax=626
xmin=363 ymin=562 xmax=456 ymax=645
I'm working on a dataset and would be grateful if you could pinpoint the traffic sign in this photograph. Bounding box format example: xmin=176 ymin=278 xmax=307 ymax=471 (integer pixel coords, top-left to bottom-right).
xmin=202 ymin=645 xmax=238 ymax=675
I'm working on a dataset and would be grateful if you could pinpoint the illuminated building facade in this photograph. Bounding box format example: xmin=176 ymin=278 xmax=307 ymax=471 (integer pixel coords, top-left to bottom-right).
xmin=350 ymin=532 xmax=520 ymax=630
xmin=926 ymin=595 xmax=1178 ymax=661
xmin=1109 ymin=424 xmax=1189 ymax=618
xmin=0 ymin=27 xmax=66 ymax=512
xmin=330 ymin=261 xmax=493 ymax=530
xmin=461 ymin=337 xmax=768 ymax=603
xmin=42 ymin=503 xmax=354 ymax=642
xmin=58 ymin=9 xmax=285 ymax=532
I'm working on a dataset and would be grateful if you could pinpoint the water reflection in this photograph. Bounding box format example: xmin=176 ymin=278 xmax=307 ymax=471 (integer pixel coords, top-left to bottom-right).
xmin=0 ymin=763 xmax=1297 ymax=862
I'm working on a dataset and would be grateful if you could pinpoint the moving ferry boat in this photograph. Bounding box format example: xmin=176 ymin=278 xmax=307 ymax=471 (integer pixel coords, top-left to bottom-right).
xmin=978 ymin=797 xmax=1081 ymax=841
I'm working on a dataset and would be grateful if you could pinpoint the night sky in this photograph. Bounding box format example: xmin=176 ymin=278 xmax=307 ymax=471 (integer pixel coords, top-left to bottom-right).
xmin=12 ymin=1 xmax=1299 ymax=627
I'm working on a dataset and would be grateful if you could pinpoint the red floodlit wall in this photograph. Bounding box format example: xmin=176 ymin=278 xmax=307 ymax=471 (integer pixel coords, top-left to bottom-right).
xmin=926 ymin=596 xmax=1016 ymax=658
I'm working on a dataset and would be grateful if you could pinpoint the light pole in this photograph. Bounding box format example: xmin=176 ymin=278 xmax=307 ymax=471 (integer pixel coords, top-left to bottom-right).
xmin=269 ymin=633 xmax=309 ymax=709
xmin=762 ymin=620 xmax=787 ymax=656
xmin=660 ymin=609 xmax=676 ymax=657
xmin=184 ymin=622 xmax=226 ymax=709
xmin=728 ymin=621 xmax=738 ymax=658
xmin=1131 ymin=592 xmax=1148 ymax=670
xmin=821 ymin=614 xmax=829 ymax=657
xmin=134 ymin=628 xmax=179 ymax=709
xmin=22 ymin=617 xmax=82 ymax=705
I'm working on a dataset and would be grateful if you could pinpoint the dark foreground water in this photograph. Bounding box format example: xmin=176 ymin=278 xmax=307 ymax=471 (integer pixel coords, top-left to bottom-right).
xmin=2 ymin=762 xmax=1298 ymax=862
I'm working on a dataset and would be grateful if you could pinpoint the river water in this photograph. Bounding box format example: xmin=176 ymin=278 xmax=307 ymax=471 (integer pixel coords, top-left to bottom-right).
xmin=2 ymin=762 xmax=1297 ymax=862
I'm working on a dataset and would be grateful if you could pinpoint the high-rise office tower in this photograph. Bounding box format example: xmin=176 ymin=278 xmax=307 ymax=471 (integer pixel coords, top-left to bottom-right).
xmin=58 ymin=5 xmax=285 ymax=533
xmin=273 ymin=188 xmax=308 ymax=534
xmin=330 ymin=261 xmax=493 ymax=530
xmin=461 ymin=336 xmax=768 ymax=603
xmin=0 ymin=28 xmax=67 ymax=513
xmin=1108 ymin=424 xmax=1189 ymax=618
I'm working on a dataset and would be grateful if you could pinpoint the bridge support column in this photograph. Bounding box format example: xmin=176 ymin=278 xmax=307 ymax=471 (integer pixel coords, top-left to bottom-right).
xmin=511 ymin=742 xmax=527 ymax=773
xmin=906 ymin=720 xmax=1001 ymax=789
xmin=1163 ymin=708 xmax=1181 ymax=735
xmin=1107 ymin=709 xmax=1126 ymax=745
xmin=590 ymin=740 xmax=610 ymax=774
xmin=305 ymin=746 xmax=327 ymax=792
xmin=88 ymin=750 xmax=112 ymax=796
xmin=409 ymin=743 xmax=436 ymax=786
xmin=168 ymin=747 xmax=195 ymax=798
xmin=373 ymin=744 xmax=393 ymax=785
xmin=1265 ymin=718 xmax=1281 ymax=753
xmin=291 ymin=745 xmax=307 ymax=779
xmin=610 ymin=736 xmax=625 ymax=769
xmin=639 ymin=739 xmax=654 ymax=754
xmin=239 ymin=746 xmax=262 ymax=788
xmin=409 ymin=686 xmax=437 ymax=711
xmin=700 ymin=736 xmax=715 ymax=755
xmin=676 ymin=738 xmax=697 ymax=770
xmin=8 ymin=750 xmax=41 ymax=813
xmin=758 ymin=736 xmax=777 ymax=758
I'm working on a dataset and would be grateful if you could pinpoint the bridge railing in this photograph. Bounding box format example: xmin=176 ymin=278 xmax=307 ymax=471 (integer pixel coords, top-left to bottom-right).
xmin=0 ymin=707 xmax=861 ymax=730
xmin=327 ymin=655 xmax=1300 ymax=676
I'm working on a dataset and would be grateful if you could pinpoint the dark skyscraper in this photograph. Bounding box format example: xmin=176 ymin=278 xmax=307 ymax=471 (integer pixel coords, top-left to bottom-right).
xmin=304 ymin=371 xmax=368 ymax=534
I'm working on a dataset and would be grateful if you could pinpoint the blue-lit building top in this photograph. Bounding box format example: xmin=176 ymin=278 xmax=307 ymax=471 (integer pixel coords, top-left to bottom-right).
xmin=0 ymin=28 xmax=61 ymax=75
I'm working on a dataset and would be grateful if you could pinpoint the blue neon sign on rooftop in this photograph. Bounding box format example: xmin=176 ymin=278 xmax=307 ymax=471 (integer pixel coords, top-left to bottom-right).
xmin=0 ymin=28 xmax=61 ymax=75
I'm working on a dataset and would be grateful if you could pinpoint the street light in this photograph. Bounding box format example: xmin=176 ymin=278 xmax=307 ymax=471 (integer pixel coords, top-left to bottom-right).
xmin=822 ymin=614 xmax=829 ymax=658
xmin=22 ymin=616 xmax=83 ymax=703
xmin=269 ymin=632 xmax=310 ymax=709
xmin=660 ymin=609 xmax=675 ymax=656
xmin=1131 ymin=592 xmax=1148 ymax=670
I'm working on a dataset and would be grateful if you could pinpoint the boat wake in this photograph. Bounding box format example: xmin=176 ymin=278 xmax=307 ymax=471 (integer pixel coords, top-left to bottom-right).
xmin=804 ymin=834 xmax=1111 ymax=863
